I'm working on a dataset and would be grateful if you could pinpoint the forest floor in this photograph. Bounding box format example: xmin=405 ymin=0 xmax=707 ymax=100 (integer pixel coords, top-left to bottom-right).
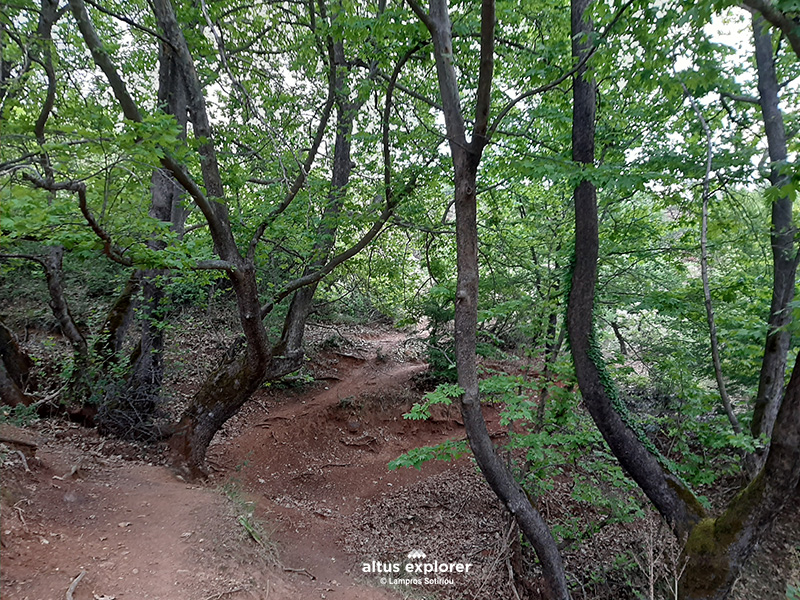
xmin=1 ymin=324 xmax=798 ymax=600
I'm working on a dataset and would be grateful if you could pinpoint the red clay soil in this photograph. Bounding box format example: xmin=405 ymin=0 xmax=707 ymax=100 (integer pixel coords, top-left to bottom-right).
xmin=2 ymin=326 xmax=798 ymax=600
xmin=0 ymin=328 xmax=504 ymax=600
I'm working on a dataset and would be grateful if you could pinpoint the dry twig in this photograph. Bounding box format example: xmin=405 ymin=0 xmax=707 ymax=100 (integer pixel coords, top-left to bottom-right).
xmin=65 ymin=570 xmax=86 ymax=600
xmin=283 ymin=566 xmax=315 ymax=580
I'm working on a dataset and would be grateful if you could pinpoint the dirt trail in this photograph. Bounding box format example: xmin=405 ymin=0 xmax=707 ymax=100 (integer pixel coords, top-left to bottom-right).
xmin=205 ymin=327 xmax=473 ymax=599
xmin=3 ymin=326 xmax=797 ymax=600
xmin=1 ymin=327 xmax=485 ymax=600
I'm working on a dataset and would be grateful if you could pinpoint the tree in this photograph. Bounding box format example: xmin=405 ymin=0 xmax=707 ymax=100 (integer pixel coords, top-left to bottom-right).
xmin=2 ymin=0 xmax=421 ymax=474
xmin=748 ymin=11 xmax=798 ymax=461
xmin=566 ymin=3 xmax=800 ymax=599
xmin=405 ymin=0 xmax=574 ymax=597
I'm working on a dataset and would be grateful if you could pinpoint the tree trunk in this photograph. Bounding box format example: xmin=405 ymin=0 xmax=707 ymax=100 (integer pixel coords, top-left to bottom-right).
xmin=278 ymin=43 xmax=360 ymax=357
xmin=42 ymin=246 xmax=91 ymax=399
xmin=0 ymin=322 xmax=35 ymax=407
xmin=43 ymin=246 xmax=87 ymax=357
xmin=98 ymin=37 xmax=190 ymax=439
xmin=168 ymin=351 xmax=303 ymax=477
xmin=750 ymin=14 xmax=797 ymax=452
xmin=566 ymin=0 xmax=705 ymax=539
xmin=409 ymin=1 xmax=572 ymax=597
xmin=126 ymin=40 xmax=189 ymax=406
xmin=93 ymin=271 xmax=140 ymax=363
xmin=681 ymin=353 xmax=800 ymax=600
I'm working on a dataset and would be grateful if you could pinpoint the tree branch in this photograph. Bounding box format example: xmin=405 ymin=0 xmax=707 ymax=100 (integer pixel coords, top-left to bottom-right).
xmin=259 ymin=201 xmax=396 ymax=319
xmin=720 ymin=90 xmax=760 ymax=104
xmin=246 ymin=2 xmax=337 ymax=261
xmin=68 ymin=0 xmax=143 ymax=122
xmin=83 ymin=0 xmax=172 ymax=46
xmin=383 ymin=42 xmax=427 ymax=203
xmin=0 ymin=253 xmax=45 ymax=265
xmin=472 ymin=0 xmax=495 ymax=145
xmin=404 ymin=0 xmax=433 ymax=30
xmin=487 ymin=0 xmax=635 ymax=141
xmin=742 ymin=0 xmax=800 ymax=59
xmin=22 ymin=172 xmax=134 ymax=267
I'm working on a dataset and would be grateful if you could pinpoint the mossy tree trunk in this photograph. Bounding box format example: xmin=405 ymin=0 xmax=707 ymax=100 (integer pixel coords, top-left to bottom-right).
xmin=681 ymin=353 xmax=800 ymax=599
xmin=567 ymin=6 xmax=800 ymax=600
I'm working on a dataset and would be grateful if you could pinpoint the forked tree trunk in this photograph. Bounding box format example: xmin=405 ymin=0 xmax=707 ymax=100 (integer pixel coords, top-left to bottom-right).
xmin=173 ymin=79 xmax=362 ymax=476
xmin=567 ymin=5 xmax=800 ymax=599
xmin=72 ymin=0 xmax=387 ymax=475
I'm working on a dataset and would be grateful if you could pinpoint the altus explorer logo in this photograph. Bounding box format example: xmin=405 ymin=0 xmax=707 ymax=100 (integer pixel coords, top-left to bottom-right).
xmin=362 ymin=549 xmax=474 ymax=587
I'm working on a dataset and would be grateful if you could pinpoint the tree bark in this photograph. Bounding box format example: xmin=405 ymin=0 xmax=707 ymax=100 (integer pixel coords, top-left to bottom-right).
xmin=409 ymin=1 xmax=571 ymax=597
xmin=566 ymin=0 xmax=706 ymax=539
xmin=168 ymin=351 xmax=303 ymax=476
xmin=750 ymin=14 xmax=797 ymax=452
xmin=43 ymin=246 xmax=88 ymax=359
xmin=0 ymin=322 xmax=35 ymax=407
xmin=93 ymin=271 xmax=140 ymax=363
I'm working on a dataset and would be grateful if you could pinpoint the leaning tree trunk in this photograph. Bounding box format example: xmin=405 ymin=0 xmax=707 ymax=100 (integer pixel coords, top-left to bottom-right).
xmin=750 ymin=14 xmax=797 ymax=454
xmin=566 ymin=5 xmax=800 ymax=599
xmin=145 ymin=0 xmax=278 ymax=470
xmin=168 ymin=347 xmax=303 ymax=476
xmin=408 ymin=0 xmax=572 ymax=597
xmin=566 ymin=0 xmax=706 ymax=540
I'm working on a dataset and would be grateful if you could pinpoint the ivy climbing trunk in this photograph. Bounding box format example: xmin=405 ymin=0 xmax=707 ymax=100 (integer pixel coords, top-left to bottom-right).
xmin=566 ymin=0 xmax=705 ymax=540
xmin=565 ymin=3 xmax=800 ymax=599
